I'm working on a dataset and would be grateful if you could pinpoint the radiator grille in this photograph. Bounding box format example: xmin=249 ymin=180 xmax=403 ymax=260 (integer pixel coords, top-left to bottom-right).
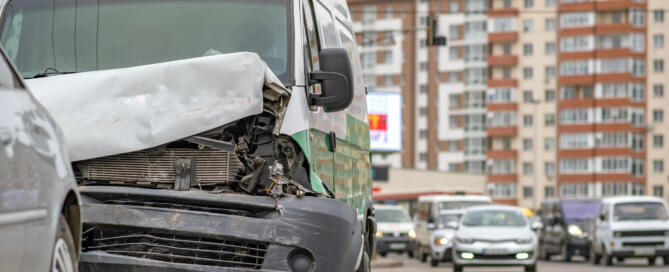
xmin=85 ymin=148 xmax=242 ymax=188
xmin=83 ymin=227 xmax=267 ymax=269
xmin=617 ymin=230 xmax=666 ymax=237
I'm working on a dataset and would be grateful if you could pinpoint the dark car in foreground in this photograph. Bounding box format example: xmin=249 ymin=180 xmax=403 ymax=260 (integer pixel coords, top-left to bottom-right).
xmin=539 ymin=198 xmax=601 ymax=261
xmin=0 ymin=46 xmax=81 ymax=272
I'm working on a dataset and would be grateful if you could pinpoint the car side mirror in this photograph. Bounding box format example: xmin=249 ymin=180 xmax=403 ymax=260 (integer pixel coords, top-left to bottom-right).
xmin=308 ymin=48 xmax=354 ymax=112
xmin=446 ymin=221 xmax=459 ymax=229
xmin=427 ymin=223 xmax=437 ymax=230
xmin=599 ymin=214 xmax=605 ymax=221
xmin=531 ymin=221 xmax=543 ymax=231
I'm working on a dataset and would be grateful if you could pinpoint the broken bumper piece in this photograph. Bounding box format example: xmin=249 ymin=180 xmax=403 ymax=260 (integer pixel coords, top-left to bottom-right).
xmin=79 ymin=186 xmax=362 ymax=272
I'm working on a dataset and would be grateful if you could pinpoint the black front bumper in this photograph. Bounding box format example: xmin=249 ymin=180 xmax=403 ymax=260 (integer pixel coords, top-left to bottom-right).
xmin=375 ymin=237 xmax=412 ymax=254
xmin=78 ymin=186 xmax=363 ymax=272
xmin=566 ymin=237 xmax=591 ymax=256
xmin=610 ymin=249 xmax=669 ymax=258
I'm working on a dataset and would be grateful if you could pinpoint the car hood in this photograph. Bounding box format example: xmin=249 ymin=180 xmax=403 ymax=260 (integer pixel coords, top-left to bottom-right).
xmin=611 ymin=220 xmax=669 ymax=231
xmin=377 ymin=222 xmax=415 ymax=233
xmin=457 ymin=226 xmax=531 ymax=241
xmin=26 ymin=53 xmax=287 ymax=161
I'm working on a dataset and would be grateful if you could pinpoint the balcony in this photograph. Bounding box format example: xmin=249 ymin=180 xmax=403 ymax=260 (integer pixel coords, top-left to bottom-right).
xmin=487 ymin=102 xmax=517 ymax=111
xmin=487 ymin=173 xmax=517 ymax=183
xmin=488 ymin=8 xmax=518 ymax=18
xmin=487 ymin=55 xmax=518 ymax=66
xmin=487 ymin=149 xmax=517 ymax=160
xmin=487 ymin=126 xmax=518 ymax=137
xmin=488 ymin=32 xmax=518 ymax=43
xmin=487 ymin=78 xmax=518 ymax=88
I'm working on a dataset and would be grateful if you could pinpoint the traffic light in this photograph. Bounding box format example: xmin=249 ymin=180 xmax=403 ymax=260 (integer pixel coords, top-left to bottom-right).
xmin=426 ymin=14 xmax=447 ymax=47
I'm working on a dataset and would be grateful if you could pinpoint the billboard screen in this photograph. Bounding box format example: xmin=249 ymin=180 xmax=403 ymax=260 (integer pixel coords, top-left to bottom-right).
xmin=367 ymin=92 xmax=402 ymax=151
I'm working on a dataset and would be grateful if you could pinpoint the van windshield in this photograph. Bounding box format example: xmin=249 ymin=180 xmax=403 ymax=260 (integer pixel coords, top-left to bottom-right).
xmin=561 ymin=200 xmax=600 ymax=221
xmin=613 ymin=202 xmax=669 ymax=221
xmin=0 ymin=0 xmax=292 ymax=83
xmin=375 ymin=209 xmax=411 ymax=223
xmin=438 ymin=201 xmax=489 ymax=210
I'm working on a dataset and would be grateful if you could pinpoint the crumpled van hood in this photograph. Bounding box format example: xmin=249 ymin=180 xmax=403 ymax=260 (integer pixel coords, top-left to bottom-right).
xmin=26 ymin=52 xmax=287 ymax=162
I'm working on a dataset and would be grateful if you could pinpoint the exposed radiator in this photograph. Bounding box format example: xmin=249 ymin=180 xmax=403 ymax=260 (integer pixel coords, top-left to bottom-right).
xmin=79 ymin=147 xmax=243 ymax=189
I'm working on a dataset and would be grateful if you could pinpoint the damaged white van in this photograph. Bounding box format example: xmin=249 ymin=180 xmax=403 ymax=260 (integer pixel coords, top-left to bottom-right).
xmin=0 ymin=0 xmax=374 ymax=271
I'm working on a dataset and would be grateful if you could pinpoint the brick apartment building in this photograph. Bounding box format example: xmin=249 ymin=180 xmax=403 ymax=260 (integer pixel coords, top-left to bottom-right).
xmin=348 ymin=0 xmax=669 ymax=209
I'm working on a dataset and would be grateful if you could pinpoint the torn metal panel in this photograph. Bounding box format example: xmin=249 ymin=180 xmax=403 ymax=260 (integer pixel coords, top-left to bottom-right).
xmin=26 ymin=53 xmax=288 ymax=162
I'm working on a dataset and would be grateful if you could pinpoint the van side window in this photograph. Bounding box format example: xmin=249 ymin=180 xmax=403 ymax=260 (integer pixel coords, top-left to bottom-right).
xmin=302 ymin=0 xmax=320 ymax=71
xmin=313 ymin=0 xmax=340 ymax=48
xmin=0 ymin=50 xmax=24 ymax=90
xmin=599 ymin=204 xmax=609 ymax=221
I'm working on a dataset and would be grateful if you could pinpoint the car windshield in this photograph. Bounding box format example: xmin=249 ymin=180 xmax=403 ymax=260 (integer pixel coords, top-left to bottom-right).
xmin=0 ymin=0 xmax=292 ymax=83
xmin=437 ymin=213 xmax=462 ymax=228
xmin=375 ymin=209 xmax=411 ymax=223
xmin=613 ymin=202 xmax=669 ymax=221
xmin=462 ymin=210 xmax=527 ymax=227
xmin=561 ymin=200 xmax=601 ymax=221
xmin=438 ymin=201 xmax=489 ymax=210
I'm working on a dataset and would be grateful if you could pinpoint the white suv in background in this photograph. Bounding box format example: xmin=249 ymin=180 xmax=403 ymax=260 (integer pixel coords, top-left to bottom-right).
xmin=592 ymin=196 xmax=669 ymax=266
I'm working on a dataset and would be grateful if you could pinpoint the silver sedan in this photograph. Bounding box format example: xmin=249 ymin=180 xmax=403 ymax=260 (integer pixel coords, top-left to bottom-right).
xmin=452 ymin=205 xmax=541 ymax=272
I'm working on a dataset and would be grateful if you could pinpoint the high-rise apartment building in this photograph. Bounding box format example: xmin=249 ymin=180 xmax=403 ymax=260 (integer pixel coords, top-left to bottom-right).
xmin=349 ymin=0 xmax=668 ymax=209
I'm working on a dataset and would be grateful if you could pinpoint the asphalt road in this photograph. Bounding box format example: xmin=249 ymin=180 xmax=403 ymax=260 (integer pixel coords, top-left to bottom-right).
xmin=373 ymin=254 xmax=669 ymax=272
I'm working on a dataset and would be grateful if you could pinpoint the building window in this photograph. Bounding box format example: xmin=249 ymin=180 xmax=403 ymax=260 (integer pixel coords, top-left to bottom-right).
xmin=419 ymin=107 xmax=428 ymax=117
xmin=385 ymin=6 xmax=393 ymax=19
xmin=523 ymin=19 xmax=533 ymax=32
xmin=502 ymin=138 xmax=512 ymax=150
xmin=544 ymin=114 xmax=555 ymax=126
xmin=503 ymin=43 xmax=512 ymax=55
xmin=560 ymin=35 xmax=593 ymax=52
xmin=653 ymin=186 xmax=664 ymax=198
xmin=384 ymin=75 xmax=393 ymax=86
xmin=611 ymin=11 xmax=623 ymax=23
xmin=503 ymin=0 xmax=511 ymax=8
xmin=654 ymin=59 xmax=664 ymax=73
xmin=419 ymin=62 xmax=428 ymax=71
xmin=632 ymin=133 xmax=644 ymax=151
xmin=523 ymin=91 xmax=533 ymax=103
xmin=560 ymin=60 xmax=590 ymax=75
xmin=523 ymin=115 xmax=533 ymax=127
xmin=560 ymin=158 xmax=590 ymax=174
xmin=523 ymin=43 xmax=533 ymax=56
xmin=654 ymin=160 xmax=664 ymax=173
xmin=601 ymin=157 xmax=629 ymax=173
xmin=631 ymin=158 xmax=644 ymax=177
xmin=545 ymin=89 xmax=555 ymax=102
xmin=560 ymin=109 xmax=590 ymax=124
xmin=545 ymin=42 xmax=556 ymax=55
xmin=654 ymin=84 xmax=664 ymax=97
xmin=449 ymin=72 xmax=458 ymax=83
xmin=545 ymin=66 xmax=556 ymax=81
xmin=545 ymin=186 xmax=555 ymax=198
xmin=449 ymin=94 xmax=459 ymax=108
xmin=654 ymin=109 xmax=664 ymax=123
xmin=449 ymin=116 xmax=459 ymax=129
xmin=544 ymin=137 xmax=554 ymax=151
xmin=449 ymin=25 xmax=459 ymax=39
xmin=448 ymin=163 xmax=459 ymax=172
xmin=362 ymin=6 xmax=377 ymax=25
xmin=489 ymin=159 xmax=515 ymax=175
xmin=488 ymin=183 xmax=515 ymax=199
xmin=419 ymin=129 xmax=427 ymax=139
xmin=418 ymin=152 xmax=427 ymax=162
xmin=384 ymin=51 xmax=392 ymax=64
xmin=654 ymin=134 xmax=664 ymax=148
xmin=502 ymin=67 xmax=512 ymax=79
xmin=523 ymin=163 xmax=533 ymax=176
xmin=523 ymin=187 xmax=533 ymax=198
xmin=545 ymin=162 xmax=555 ymax=177
xmin=488 ymin=88 xmax=514 ymax=103
xmin=654 ymin=10 xmax=664 ymax=23
xmin=449 ymin=47 xmax=459 ymax=60
xmin=629 ymin=9 xmax=646 ymax=27
xmin=523 ymin=139 xmax=533 ymax=151
xmin=524 ymin=0 xmax=534 ymax=8
xmin=560 ymin=12 xmax=594 ymax=28
xmin=560 ymin=183 xmax=589 ymax=198
xmin=654 ymin=34 xmax=664 ymax=48
xmin=449 ymin=1 xmax=459 ymax=12
xmin=631 ymin=58 xmax=645 ymax=76
xmin=419 ymin=84 xmax=428 ymax=94
xmin=545 ymin=18 xmax=556 ymax=31
xmin=523 ymin=67 xmax=533 ymax=79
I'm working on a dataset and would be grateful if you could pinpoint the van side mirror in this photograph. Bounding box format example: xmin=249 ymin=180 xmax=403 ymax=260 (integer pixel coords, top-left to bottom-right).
xmin=446 ymin=221 xmax=459 ymax=229
xmin=309 ymin=48 xmax=354 ymax=112
xmin=599 ymin=214 xmax=605 ymax=221
xmin=426 ymin=223 xmax=437 ymax=230
xmin=531 ymin=221 xmax=543 ymax=231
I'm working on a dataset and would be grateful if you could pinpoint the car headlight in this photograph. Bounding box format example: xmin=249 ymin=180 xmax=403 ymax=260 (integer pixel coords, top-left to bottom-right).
xmin=408 ymin=229 xmax=416 ymax=239
xmin=456 ymin=237 xmax=474 ymax=244
xmin=434 ymin=237 xmax=449 ymax=245
xmin=568 ymin=224 xmax=583 ymax=237
xmin=376 ymin=231 xmax=382 ymax=238
xmin=516 ymin=237 xmax=532 ymax=244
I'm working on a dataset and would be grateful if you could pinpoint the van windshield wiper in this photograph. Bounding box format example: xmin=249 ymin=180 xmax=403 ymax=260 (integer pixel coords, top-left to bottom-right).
xmin=25 ymin=67 xmax=76 ymax=79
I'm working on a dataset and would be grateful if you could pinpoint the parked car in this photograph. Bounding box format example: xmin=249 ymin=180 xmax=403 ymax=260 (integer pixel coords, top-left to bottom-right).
xmin=591 ymin=196 xmax=669 ymax=266
xmin=452 ymin=205 xmax=540 ymax=272
xmin=429 ymin=210 xmax=464 ymax=267
xmin=0 ymin=0 xmax=374 ymax=271
xmin=374 ymin=205 xmax=415 ymax=257
xmin=414 ymin=195 xmax=491 ymax=262
xmin=0 ymin=46 xmax=81 ymax=272
xmin=539 ymin=198 xmax=601 ymax=261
